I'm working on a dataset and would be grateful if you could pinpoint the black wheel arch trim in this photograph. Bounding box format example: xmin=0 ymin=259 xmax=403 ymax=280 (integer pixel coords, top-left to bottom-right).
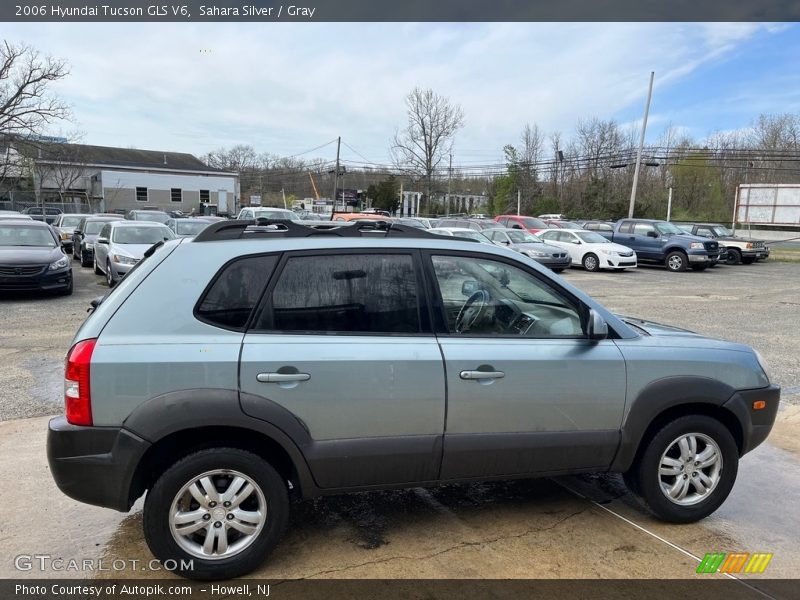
xmin=611 ymin=376 xmax=746 ymax=472
xmin=123 ymin=388 xmax=319 ymax=499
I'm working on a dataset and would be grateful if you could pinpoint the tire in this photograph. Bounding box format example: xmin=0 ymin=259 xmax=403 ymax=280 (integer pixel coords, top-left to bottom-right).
xmin=80 ymin=249 xmax=91 ymax=268
xmin=143 ymin=448 xmax=289 ymax=581
xmin=93 ymin=257 xmax=102 ymax=275
xmin=665 ymin=251 xmax=688 ymax=272
xmin=629 ymin=415 xmax=738 ymax=523
xmin=72 ymin=243 xmax=79 ymax=260
xmin=582 ymin=253 xmax=600 ymax=272
xmin=106 ymin=262 xmax=115 ymax=287
xmin=552 ymin=267 xmax=566 ymax=273
xmin=741 ymin=257 xmax=756 ymax=265
xmin=726 ymin=248 xmax=741 ymax=265
xmin=61 ymin=278 xmax=73 ymax=296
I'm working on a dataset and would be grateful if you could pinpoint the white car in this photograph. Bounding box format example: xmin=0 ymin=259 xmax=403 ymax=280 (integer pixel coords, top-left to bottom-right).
xmin=539 ymin=229 xmax=637 ymax=271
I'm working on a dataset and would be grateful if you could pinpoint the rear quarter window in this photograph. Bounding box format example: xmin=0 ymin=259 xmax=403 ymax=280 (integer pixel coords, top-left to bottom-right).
xmin=195 ymin=255 xmax=278 ymax=330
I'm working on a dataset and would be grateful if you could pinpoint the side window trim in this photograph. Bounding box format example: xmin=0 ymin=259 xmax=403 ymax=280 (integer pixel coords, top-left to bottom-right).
xmin=248 ymin=248 xmax=434 ymax=337
xmin=421 ymin=249 xmax=593 ymax=339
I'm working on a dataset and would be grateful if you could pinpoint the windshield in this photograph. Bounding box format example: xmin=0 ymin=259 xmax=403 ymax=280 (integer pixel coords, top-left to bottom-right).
xmin=0 ymin=225 xmax=56 ymax=247
xmin=712 ymin=226 xmax=732 ymax=236
xmin=575 ymin=231 xmax=611 ymax=244
xmin=60 ymin=216 xmax=83 ymax=228
xmin=655 ymin=222 xmax=685 ymax=235
xmin=133 ymin=212 xmax=170 ymax=224
xmin=112 ymin=226 xmax=175 ymax=244
xmin=521 ymin=217 xmax=547 ymax=229
xmin=176 ymin=220 xmax=211 ymax=235
xmin=85 ymin=220 xmax=114 ymax=234
xmin=253 ymin=209 xmax=300 ymax=220
xmin=507 ymin=230 xmax=541 ymax=243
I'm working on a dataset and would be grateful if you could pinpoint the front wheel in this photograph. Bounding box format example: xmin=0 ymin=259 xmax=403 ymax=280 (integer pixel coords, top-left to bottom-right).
xmin=726 ymin=248 xmax=742 ymax=265
xmin=665 ymin=251 xmax=688 ymax=272
xmin=582 ymin=253 xmax=600 ymax=272
xmin=143 ymin=448 xmax=289 ymax=580
xmin=106 ymin=262 xmax=115 ymax=287
xmin=628 ymin=415 xmax=738 ymax=523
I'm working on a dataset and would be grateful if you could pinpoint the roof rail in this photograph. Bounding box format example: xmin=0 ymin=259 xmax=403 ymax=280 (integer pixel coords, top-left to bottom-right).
xmin=193 ymin=218 xmax=448 ymax=242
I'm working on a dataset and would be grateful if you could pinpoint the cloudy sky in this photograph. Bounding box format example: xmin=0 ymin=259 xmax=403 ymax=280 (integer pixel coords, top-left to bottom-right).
xmin=2 ymin=22 xmax=798 ymax=166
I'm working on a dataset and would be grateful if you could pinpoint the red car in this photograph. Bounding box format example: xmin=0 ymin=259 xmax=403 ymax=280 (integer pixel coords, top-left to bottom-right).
xmin=493 ymin=215 xmax=549 ymax=233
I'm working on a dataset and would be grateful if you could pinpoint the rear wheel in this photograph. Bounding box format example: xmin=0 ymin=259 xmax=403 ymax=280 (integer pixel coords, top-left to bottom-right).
xmin=106 ymin=261 xmax=115 ymax=287
xmin=93 ymin=257 xmax=102 ymax=275
xmin=80 ymin=249 xmax=91 ymax=268
xmin=627 ymin=415 xmax=738 ymax=523
xmin=582 ymin=253 xmax=600 ymax=272
xmin=143 ymin=448 xmax=289 ymax=580
xmin=726 ymin=248 xmax=742 ymax=265
xmin=665 ymin=251 xmax=688 ymax=272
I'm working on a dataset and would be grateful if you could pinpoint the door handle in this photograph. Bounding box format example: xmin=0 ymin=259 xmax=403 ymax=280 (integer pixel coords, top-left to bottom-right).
xmin=256 ymin=372 xmax=311 ymax=383
xmin=459 ymin=370 xmax=505 ymax=380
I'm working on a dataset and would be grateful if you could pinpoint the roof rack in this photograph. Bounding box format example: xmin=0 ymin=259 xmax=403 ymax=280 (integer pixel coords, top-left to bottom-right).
xmin=193 ymin=218 xmax=457 ymax=242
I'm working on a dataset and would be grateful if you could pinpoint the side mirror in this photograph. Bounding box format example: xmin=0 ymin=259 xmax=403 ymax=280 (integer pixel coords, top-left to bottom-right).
xmin=587 ymin=309 xmax=608 ymax=341
xmin=512 ymin=224 xmax=522 ymax=229
xmin=500 ymin=239 xmax=510 ymax=245
xmin=97 ymin=237 xmax=108 ymax=244
xmin=646 ymin=231 xmax=659 ymax=238
xmin=461 ymin=280 xmax=481 ymax=296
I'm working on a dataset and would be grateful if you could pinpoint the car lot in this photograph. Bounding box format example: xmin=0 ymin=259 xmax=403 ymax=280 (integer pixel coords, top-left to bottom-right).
xmin=0 ymin=258 xmax=798 ymax=587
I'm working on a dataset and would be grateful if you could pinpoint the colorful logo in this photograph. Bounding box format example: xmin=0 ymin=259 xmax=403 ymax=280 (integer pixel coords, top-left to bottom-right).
xmin=697 ymin=552 xmax=773 ymax=574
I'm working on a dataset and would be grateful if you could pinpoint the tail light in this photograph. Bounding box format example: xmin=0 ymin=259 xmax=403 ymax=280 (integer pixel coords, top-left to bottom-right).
xmin=64 ymin=339 xmax=97 ymax=426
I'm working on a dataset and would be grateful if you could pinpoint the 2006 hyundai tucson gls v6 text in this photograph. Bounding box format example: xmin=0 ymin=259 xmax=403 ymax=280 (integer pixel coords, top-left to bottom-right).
xmin=47 ymin=219 xmax=780 ymax=580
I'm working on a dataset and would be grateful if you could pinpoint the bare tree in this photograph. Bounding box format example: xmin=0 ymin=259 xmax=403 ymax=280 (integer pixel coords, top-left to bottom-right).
xmin=0 ymin=41 xmax=70 ymax=193
xmin=390 ymin=87 xmax=464 ymax=213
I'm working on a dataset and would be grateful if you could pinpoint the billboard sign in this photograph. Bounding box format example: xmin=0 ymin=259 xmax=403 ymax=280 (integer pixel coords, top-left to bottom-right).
xmin=735 ymin=184 xmax=800 ymax=226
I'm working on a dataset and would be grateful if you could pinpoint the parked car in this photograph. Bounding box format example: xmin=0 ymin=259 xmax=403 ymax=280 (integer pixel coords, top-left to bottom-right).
xmin=483 ymin=228 xmax=572 ymax=272
xmin=539 ymin=229 xmax=637 ymax=271
xmin=0 ymin=213 xmax=33 ymax=221
xmin=493 ymin=215 xmax=549 ymax=233
xmin=93 ymin=221 xmax=175 ymax=286
xmin=582 ymin=220 xmax=615 ymax=232
xmin=596 ymin=219 xmax=720 ymax=272
xmin=542 ymin=219 xmax=584 ymax=230
xmin=676 ymin=223 xmax=769 ymax=265
xmin=237 ymin=207 xmax=301 ymax=221
xmin=166 ymin=217 xmax=216 ymax=238
xmin=52 ymin=213 xmax=87 ymax=253
xmin=395 ymin=217 xmax=431 ymax=229
xmin=0 ymin=219 xmax=72 ymax=294
xmin=126 ymin=209 xmax=171 ymax=224
xmin=330 ymin=212 xmax=390 ymax=222
xmin=434 ymin=218 xmax=494 ymax=231
xmin=47 ymin=219 xmax=779 ymax=580
xmin=72 ymin=216 xmax=125 ymax=267
xmin=429 ymin=227 xmax=494 ymax=244
xmin=22 ymin=206 xmax=62 ymax=224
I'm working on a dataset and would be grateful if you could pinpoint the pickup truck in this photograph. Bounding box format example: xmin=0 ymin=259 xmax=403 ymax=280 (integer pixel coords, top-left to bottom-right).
xmin=676 ymin=223 xmax=769 ymax=265
xmin=597 ymin=219 xmax=721 ymax=272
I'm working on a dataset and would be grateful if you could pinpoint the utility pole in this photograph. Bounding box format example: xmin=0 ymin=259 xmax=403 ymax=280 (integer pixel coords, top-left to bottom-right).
xmin=446 ymin=153 xmax=452 ymax=216
xmin=332 ymin=136 xmax=341 ymax=213
xmin=666 ymin=186 xmax=673 ymax=221
xmin=628 ymin=71 xmax=655 ymax=219
xmin=517 ymin=189 xmax=521 ymax=216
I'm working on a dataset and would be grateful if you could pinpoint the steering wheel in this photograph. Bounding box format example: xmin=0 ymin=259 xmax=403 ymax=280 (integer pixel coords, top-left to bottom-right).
xmin=455 ymin=289 xmax=490 ymax=333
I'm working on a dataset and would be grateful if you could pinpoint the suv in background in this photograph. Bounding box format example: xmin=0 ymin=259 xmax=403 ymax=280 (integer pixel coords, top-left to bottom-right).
xmin=52 ymin=213 xmax=87 ymax=253
xmin=126 ymin=209 xmax=171 ymax=224
xmin=72 ymin=216 xmax=125 ymax=267
xmin=676 ymin=223 xmax=769 ymax=265
xmin=48 ymin=219 xmax=779 ymax=580
xmin=22 ymin=206 xmax=62 ymax=224
xmin=494 ymin=215 xmax=548 ymax=233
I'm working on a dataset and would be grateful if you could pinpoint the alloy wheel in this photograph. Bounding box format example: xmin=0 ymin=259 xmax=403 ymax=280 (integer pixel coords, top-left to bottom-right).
xmin=658 ymin=433 xmax=722 ymax=506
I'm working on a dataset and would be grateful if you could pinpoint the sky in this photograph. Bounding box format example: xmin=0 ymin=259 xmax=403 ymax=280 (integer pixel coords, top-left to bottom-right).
xmin=2 ymin=22 xmax=798 ymax=167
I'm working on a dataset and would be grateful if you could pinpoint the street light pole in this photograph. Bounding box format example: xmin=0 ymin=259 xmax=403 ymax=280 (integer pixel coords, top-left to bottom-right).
xmin=628 ymin=71 xmax=655 ymax=219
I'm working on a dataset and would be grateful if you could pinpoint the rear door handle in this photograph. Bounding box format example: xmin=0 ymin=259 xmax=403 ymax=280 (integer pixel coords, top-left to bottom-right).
xmin=460 ymin=370 xmax=505 ymax=380
xmin=256 ymin=372 xmax=311 ymax=383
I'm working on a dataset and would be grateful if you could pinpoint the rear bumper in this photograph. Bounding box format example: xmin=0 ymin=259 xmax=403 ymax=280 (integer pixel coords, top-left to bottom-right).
xmin=47 ymin=416 xmax=150 ymax=512
xmin=722 ymin=384 xmax=781 ymax=455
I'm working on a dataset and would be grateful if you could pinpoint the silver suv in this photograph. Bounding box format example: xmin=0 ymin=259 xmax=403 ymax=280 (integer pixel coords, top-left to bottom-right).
xmin=47 ymin=219 xmax=780 ymax=580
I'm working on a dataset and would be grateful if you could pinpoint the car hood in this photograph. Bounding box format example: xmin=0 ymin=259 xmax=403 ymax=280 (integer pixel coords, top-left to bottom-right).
xmin=513 ymin=242 xmax=566 ymax=254
xmin=663 ymin=232 xmax=710 ymax=244
xmin=0 ymin=245 xmax=62 ymax=265
xmin=616 ymin=315 xmax=699 ymax=337
xmin=715 ymin=234 xmax=762 ymax=243
xmin=108 ymin=243 xmax=152 ymax=259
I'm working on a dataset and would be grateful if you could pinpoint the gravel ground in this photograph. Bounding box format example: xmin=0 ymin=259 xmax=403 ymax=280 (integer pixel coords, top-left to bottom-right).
xmin=0 ymin=256 xmax=797 ymax=422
